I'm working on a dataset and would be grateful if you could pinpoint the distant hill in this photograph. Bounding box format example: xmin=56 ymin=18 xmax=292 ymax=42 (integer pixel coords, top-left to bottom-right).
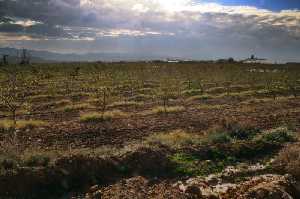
xmin=0 ymin=47 xmax=174 ymax=63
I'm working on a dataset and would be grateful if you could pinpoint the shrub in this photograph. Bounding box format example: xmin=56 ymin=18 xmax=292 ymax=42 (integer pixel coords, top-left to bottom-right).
xmin=273 ymin=143 xmax=300 ymax=180
xmin=228 ymin=125 xmax=260 ymax=140
xmin=170 ymin=152 xmax=236 ymax=176
xmin=23 ymin=154 xmax=50 ymax=167
xmin=0 ymin=142 xmax=20 ymax=171
xmin=205 ymin=132 xmax=232 ymax=144
xmin=261 ymin=127 xmax=295 ymax=144
xmin=0 ymin=158 xmax=18 ymax=170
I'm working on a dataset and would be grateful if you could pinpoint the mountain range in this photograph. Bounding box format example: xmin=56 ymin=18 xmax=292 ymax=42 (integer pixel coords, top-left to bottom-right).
xmin=0 ymin=47 xmax=175 ymax=63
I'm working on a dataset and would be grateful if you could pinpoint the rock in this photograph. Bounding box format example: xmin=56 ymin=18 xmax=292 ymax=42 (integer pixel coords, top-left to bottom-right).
xmin=207 ymin=194 xmax=219 ymax=199
xmin=223 ymin=174 xmax=297 ymax=199
xmin=205 ymin=175 xmax=219 ymax=185
xmin=85 ymin=185 xmax=102 ymax=199
xmin=185 ymin=184 xmax=203 ymax=197
xmin=89 ymin=185 xmax=100 ymax=193
xmin=92 ymin=190 xmax=102 ymax=199
xmin=179 ymin=184 xmax=187 ymax=192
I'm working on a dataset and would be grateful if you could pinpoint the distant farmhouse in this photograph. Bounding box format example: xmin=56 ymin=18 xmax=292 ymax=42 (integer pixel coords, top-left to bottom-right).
xmin=165 ymin=58 xmax=180 ymax=63
xmin=242 ymin=55 xmax=270 ymax=64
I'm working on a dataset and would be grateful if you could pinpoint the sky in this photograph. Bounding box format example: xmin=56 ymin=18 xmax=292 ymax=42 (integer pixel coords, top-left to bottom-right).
xmin=0 ymin=0 xmax=300 ymax=61
xmin=204 ymin=0 xmax=300 ymax=11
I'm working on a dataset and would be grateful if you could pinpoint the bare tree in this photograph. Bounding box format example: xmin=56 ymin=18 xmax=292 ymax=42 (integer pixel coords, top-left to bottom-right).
xmin=284 ymin=76 xmax=300 ymax=98
xmin=0 ymin=69 xmax=30 ymax=138
xmin=96 ymin=87 xmax=112 ymax=118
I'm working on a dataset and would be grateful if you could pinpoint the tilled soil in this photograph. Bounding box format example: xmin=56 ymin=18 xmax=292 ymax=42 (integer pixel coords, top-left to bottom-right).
xmin=12 ymin=97 xmax=300 ymax=149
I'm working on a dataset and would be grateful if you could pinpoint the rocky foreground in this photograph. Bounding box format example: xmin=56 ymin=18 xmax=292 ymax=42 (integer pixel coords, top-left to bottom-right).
xmin=85 ymin=163 xmax=300 ymax=199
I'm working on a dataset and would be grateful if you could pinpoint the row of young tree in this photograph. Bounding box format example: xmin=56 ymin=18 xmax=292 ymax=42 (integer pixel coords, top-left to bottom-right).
xmin=0 ymin=64 xmax=300 ymax=141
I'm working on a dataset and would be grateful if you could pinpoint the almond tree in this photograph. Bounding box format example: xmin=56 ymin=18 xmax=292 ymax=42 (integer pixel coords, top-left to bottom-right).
xmin=0 ymin=70 xmax=31 ymax=138
xmin=284 ymin=76 xmax=300 ymax=98
xmin=96 ymin=87 xmax=112 ymax=118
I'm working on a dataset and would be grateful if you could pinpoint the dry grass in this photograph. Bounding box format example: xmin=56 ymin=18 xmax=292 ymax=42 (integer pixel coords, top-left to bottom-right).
xmin=50 ymin=99 xmax=71 ymax=106
xmin=129 ymin=94 xmax=153 ymax=102
xmin=186 ymin=94 xmax=213 ymax=102
xmin=147 ymin=106 xmax=185 ymax=115
xmin=217 ymin=90 xmax=255 ymax=98
xmin=146 ymin=130 xmax=200 ymax=148
xmin=108 ymin=101 xmax=144 ymax=108
xmin=29 ymin=94 xmax=62 ymax=102
xmin=273 ymin=143 xmax=300 ymax=179
xmin=197 ymin=104 xmax=229 ymax=110
xmin=182 ymin=89 xmax=203 ymax=96
xmin=206 ymin=86 xmax=226 ymax=94
xmin=80 ymin=110 xmax=128 ymax=123
xmin=138 ymin=88 xmax=154 ymax=94
xmin=61 ymin=103 xmax=94 ymax=112
xmin=0 ymin=120 xmax=47 ymax=130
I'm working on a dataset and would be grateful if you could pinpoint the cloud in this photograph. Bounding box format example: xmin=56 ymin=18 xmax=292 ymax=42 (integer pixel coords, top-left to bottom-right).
xmin=0 ymin=0 xmax=299 ymax=61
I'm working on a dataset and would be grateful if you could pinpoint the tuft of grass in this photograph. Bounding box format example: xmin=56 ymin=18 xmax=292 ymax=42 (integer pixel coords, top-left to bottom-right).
xmin=207 ymin=86 xmax=226 ymax=94
xmin=80 ymin=110 xmax=128 ymax=123
xmin=61 ymin=103 xmax=93 ymax=112
xmin=240 ymin=98 xmax=273 ymax=105
xmin=197 ymin=104 xmax=229 ymax=110
xmin=129 ymin=94 xmax=153 ymax=102
xmin=29 ymin=94 xmax=62 ymax=102
xmin=182 ymin=89 xmax=203 ymax=96
xmin=138 ymin=88 xmax=154 ymax=94
xmin=186 ymin=94 xmax=213 ymax=102
xmin=108 ymin=101 xmax=144 ymax=108
xmin=149 ymin=106 xmax=185 ymax=115
xmin=218 ymin=91 xmax=255 ymax=98
xmin=43 ymin=99 xmax=71 ymax=107
xmin=146 ymin=130 xmax=200 ymax=149
xmin=0 ymin=120 xmax=47 ymax=130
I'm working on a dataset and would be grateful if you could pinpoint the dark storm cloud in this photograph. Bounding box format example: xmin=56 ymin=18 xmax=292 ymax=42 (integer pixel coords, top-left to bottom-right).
xmin=26 ymin=24 xmax=71 ymax=37
xmin=0 ymin=23 xmax=24 ymax=32
xmin=0 ymin=0 xmax=80 ymax=38
xmin=0 ymin=0 xmax=81 ymax=25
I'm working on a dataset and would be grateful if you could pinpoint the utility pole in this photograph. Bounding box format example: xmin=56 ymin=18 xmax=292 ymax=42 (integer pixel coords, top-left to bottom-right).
xmin=2 ymin=54 xmax=9 ymax=65
xmin=20 ymin=49 xmax=30 ymax=65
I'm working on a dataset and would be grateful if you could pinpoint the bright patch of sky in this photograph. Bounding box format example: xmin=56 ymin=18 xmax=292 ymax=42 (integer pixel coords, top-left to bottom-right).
xmin=201 ymin=0 xmax=300 ymax=11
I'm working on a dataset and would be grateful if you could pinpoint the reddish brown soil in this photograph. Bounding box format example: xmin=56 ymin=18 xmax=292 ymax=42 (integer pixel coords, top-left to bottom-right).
xmin=9 ymin=96 xmax=300 ymax=150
